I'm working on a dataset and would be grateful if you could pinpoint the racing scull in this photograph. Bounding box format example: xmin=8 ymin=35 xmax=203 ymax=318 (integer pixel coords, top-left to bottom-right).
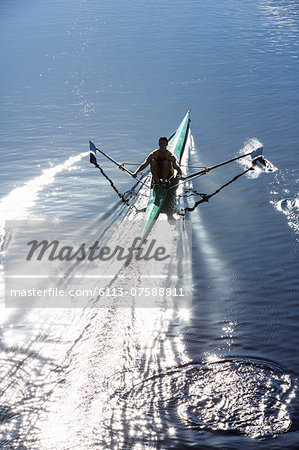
xmin=140 ymin=109 xmax=191 ymax=240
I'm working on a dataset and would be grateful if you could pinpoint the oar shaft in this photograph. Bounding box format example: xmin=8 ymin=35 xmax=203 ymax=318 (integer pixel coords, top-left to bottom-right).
xmin=184 ymin=150 xmax=255 ymax=181
xmin=89 ymin=141 xmax=151 ymax=189
xmin=206 ymin=151 xmax=254 ymax=171
xmin=168 ymin=148 xmax=263 ymax=189
xmin=95 ymin=148 xmax=134 ymax=177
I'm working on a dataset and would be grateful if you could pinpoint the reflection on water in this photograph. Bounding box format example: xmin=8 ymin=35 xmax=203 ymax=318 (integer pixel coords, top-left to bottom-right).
xmin=0 ymin=302 xmax=298 ymax=448
xmin=34 ymin=307 xmax=192 ymax=449
xmin=0 ymin=0 xmax=299 ymax=447
xmin=101 ymin=355 xmax=296 ymax=447
xmin=259 ymin=0 xmax=299 ymax=57
xmin=0 ymin=138 xmax=298 ymax=448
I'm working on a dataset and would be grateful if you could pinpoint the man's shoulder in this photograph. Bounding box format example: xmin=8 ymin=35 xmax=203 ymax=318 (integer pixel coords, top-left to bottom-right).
xmin=148 ymin=149 xmax=158 ymax=158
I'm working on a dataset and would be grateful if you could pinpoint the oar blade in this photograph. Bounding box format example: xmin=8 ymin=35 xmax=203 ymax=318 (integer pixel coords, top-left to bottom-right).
xmin=252 ymin=156 xmax=277 ymax=172
xmin=89 ymin=151 xmax=98 ymax=167
xmin=250 ymin=146 xmax=277 ymax=172
xmin=250 ymin=146 xmax=263 ymax=160
xmin=89 ymin=140 xmax=97 ymax=153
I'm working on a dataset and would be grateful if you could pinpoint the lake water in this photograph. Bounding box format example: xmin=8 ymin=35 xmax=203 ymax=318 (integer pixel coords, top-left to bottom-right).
xmin=0 ymin=0 xmax=299 ymax=448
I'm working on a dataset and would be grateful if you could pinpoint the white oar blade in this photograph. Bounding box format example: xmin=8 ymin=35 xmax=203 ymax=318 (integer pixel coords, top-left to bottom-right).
xmin=249 ymin=146 xmax=276 ymax=172
xmin=251 ymin=146 xmax=263 ymax=160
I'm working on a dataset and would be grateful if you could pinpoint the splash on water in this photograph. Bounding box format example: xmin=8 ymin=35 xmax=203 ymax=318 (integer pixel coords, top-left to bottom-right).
xmin=270 ymin=169 xmax=299 ymax=239
xmin=238 ymin=138 xmax=277 ymax=178
xmin=273 ymin=196 xmax=299 ymax=237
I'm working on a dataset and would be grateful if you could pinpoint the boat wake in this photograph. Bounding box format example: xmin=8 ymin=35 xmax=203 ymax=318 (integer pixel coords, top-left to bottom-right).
xmin=0 ymin=135 xmax=195 ymax=449
xmin=0 ymin=152 xmax=89 ymax=314
xmin=1 ymin=135 xmax=299 ymax=448
xmin=0 ymin=152 xmax=89 ymax=222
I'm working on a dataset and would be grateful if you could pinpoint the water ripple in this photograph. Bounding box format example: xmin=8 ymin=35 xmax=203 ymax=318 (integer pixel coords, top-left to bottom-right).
xmin=115 ymin=357 xmax=297 ymax=440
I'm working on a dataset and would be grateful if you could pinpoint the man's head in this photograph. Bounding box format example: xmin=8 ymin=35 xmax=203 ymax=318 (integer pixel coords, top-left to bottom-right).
xmin=158 ymin=136 xmax=168 ymax=148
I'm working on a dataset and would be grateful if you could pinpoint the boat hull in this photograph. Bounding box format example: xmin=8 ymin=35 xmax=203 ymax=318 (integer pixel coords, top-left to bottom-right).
xmin=141 ymin=109 xmax=191 ymax=240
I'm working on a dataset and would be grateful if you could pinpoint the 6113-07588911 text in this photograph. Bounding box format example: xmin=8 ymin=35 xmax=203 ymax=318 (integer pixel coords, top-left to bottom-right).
xmin=10 ymin=287 xmax=185 ymax=298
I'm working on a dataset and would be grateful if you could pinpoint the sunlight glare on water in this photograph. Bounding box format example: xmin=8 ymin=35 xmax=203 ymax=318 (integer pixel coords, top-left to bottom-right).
xmin=0 ymin=0 xmax=299 ymax=448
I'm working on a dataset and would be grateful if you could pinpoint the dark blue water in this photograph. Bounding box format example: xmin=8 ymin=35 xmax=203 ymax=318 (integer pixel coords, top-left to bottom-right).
xmin=1 ymin=0 xmax=299 ymax=448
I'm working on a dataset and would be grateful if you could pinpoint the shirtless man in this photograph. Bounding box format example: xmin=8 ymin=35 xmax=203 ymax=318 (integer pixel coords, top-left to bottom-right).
xmin=133 ymin=136 xmax=184 ymax=186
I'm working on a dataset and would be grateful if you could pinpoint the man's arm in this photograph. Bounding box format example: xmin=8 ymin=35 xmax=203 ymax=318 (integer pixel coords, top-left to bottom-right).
xmin=132 ymin=153 xmax=154 ymax=176
xmin=170 ymin=155 xmax=184 ymax=177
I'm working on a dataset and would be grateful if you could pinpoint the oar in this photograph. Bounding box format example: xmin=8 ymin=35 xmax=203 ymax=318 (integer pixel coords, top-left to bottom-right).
xmin=167 ymin=146 xmax=265 ymax=190
xmin=184 ymin=146 xmax=264 ymax=181
xmin=89 ymin=151 xmax=100 ymax=168
xmin=121 ymin=162 xmax=208 ymax=169
xmin=89 ymin=141 xmax=150 ymax=188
